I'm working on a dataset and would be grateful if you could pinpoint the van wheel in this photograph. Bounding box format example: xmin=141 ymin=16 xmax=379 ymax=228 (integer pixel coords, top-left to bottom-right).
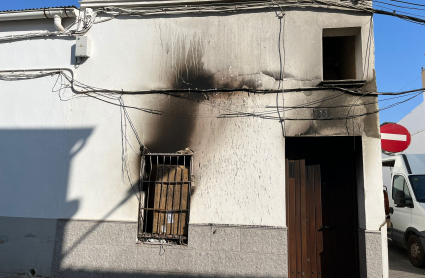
xmin=407 ymin=235 xmax=425 ymax=268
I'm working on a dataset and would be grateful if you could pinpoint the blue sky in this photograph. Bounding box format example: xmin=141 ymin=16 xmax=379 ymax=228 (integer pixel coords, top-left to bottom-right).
xmin=1 ymin=0 xmax=424 ymax=124
xmin=1 ymin=0 xmax=79 ymax=10
xmin=375 ymin=12 xmax=425 ymax=124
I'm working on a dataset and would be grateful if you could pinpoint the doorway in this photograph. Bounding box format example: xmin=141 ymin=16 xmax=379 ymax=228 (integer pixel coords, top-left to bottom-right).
xmin=286 ymin=137 xmax=361 ymax=278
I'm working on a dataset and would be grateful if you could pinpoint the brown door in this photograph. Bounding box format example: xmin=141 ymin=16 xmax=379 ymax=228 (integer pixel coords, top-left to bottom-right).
xmin=286 ymin=137 xmax=360 ymax=278
xmin=286 ymin=155 xmax=323 ymax=278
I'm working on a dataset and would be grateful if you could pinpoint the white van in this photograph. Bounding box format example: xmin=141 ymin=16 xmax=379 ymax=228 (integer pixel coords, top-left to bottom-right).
xmin=383 ymin=154 xmax=425 ymax=267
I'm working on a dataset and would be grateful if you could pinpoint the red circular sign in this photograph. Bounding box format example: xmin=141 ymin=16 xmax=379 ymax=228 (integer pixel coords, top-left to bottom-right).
xmin=380 ymin=123 xmax=411 ymax=153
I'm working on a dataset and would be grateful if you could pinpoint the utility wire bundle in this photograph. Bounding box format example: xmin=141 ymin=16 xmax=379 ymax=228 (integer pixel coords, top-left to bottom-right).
xmin=371 ymin=0 xmax=425 ymax=25
xmin=1 ymin=0 xmax=425 ymax=42
xmin=0 ymin=69 xmax=423 ymax=122
xmin=0 ymin=8 xmax=98 ymax=42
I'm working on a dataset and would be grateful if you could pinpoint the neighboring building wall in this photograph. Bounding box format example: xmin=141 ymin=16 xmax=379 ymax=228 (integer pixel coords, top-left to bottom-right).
xmin=397 ymin=68 xmax=425 ymax=155
xmin=380 ymin=72 xmax=425 ymax=278
xmin=382 ymin=101 xmax=425 ymax=195
xmin=0 ymin=3 xmax=384 ymax=278
xmin=399 ymin=102 xmax=425 ymax=154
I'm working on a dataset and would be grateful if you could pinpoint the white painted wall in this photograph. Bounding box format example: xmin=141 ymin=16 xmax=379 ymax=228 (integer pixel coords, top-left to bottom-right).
xmin=363 ymin=136 xmax=388 ymax=278
xmin=360 ymin=136 xmax=386 ymax=231
xmin=399 ymin=102 xmax=425 ymax=154
xmin=0 ymin=8 xmax=376 ymax=229
xmin=74 ymin=10 xmax=376 ymax=92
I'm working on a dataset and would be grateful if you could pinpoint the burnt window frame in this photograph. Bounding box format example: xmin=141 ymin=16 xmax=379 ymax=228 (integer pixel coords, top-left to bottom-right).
xmin=138 ymin=153 xmax=193 ymax=244
xmin=321 ymin=27 xmax=364 ymax=85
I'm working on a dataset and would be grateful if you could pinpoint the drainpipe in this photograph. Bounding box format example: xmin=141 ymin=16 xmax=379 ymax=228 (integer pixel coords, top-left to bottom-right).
xmin=53 ymin=15 xmax=65 ymax=31
xmin=0 ymin=8 xmax=78 ymax=29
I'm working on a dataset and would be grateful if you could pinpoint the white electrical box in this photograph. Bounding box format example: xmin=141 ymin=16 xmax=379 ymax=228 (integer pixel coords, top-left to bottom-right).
xmin=75 ymin=36 xmax=90 ymax=58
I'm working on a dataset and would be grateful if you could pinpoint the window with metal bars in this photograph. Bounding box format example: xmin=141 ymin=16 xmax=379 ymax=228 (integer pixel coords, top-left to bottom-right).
xmin=138 ymin=154 xmax=193 ymax=244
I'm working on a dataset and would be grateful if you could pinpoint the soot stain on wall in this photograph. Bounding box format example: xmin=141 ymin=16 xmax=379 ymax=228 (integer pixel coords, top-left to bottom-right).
xmin=171 ymin=36 xmax=214 ymax=90
xmin=168 ymin=35 xmax=268 ymax=91
xmin=218 ymin=76 xmax=261 ymax=90
xmin=286 ymin=90 xmax=379 ymax=138
xmin=362 ymin=95 xmax=380 ymax=139
xmin=145 ymin=36 xmax=214 ymax=153
xmin=143 ymin=97 xmax=199 ymax=153
xmin=148 ymin=34 xmax=266 ymax=152
xmin=361 ymin=70 xmax=378 ymax=93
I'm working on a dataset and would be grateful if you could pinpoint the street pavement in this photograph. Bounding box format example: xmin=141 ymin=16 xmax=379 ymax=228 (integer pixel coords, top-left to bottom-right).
xmin=389 ymin=241 xmax=425 ymax=278
xmin=0 ymin=274 xmax=30 ymax=278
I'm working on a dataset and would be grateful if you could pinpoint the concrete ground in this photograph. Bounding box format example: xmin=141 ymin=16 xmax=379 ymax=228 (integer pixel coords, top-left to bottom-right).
xmin=389 ymin=241 xmax=425 ymax=278
xmin=0 ymin=274 xmax=30 ymax=278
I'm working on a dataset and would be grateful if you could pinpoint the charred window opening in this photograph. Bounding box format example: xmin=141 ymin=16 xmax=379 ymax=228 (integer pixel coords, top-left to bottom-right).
xmin=138 ymin=154 xmax=193 ymax=244
xmin=322 ymin=27 xmax=361 ymax=81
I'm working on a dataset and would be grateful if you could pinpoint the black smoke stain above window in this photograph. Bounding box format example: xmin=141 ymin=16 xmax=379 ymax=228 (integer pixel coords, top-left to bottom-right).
xmin=171 ymin=36 xmax=215 ymax=90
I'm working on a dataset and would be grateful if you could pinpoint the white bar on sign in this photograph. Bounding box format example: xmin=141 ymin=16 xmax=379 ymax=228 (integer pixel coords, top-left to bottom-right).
xmin=381 ymin=133 xmax=407 ymax=141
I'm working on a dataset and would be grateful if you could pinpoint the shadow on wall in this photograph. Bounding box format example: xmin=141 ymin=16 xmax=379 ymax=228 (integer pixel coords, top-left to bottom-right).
xmin=0 ymin=128 xmax=93 ymax=277
xmin=53 ymin=185 xmax=141 ymax=267
xmin=0 ymin=129 xmax=93 ymax=218
xmin=51 ymin=184 xmax=289 ymax=278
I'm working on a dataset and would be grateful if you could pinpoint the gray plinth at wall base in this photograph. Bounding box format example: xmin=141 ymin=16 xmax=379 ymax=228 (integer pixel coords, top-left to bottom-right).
xmin=358 ymin=229 xmax=383 ymax=278
xmin=52 ymin=220 xmax=288 ymax=278
xmin=0 ymin=216 xmax=57 ymax=278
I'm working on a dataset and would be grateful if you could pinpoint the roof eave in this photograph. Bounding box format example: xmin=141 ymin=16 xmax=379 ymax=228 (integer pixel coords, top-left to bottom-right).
xmin=0 ymin=7 xmax=79 ymax=22
xmin=79 ymin=0 xmax=372 ymax=11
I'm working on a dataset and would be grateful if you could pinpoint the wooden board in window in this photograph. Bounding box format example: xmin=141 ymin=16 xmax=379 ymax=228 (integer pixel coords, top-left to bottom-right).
xmin=151 ymin=164 xmax=189 ymax=237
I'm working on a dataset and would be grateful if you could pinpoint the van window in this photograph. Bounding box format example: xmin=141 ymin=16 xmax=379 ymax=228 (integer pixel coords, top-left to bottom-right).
xmin=409 ymin=175 xmax=425 ymax=203
xmin=392 ymin=175 xmax=413 ymax=206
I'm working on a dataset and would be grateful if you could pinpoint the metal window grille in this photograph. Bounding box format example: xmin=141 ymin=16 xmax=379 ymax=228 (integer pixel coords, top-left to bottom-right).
xmin=138 ymin=154 xmax=193 ymax=244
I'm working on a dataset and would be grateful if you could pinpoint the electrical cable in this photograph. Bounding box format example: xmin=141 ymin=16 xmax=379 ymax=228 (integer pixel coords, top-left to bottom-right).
xmin=120 ymin=96 xmax=143 ymax=147
xmin=346 ymin=91 xmax=373 ymax=135
xmin=55 ymin=69 xmax=425 ymax=98
xmin=219 ymin=91 xmax=423 ymax=121
xmin=2 ymin=0 xmax=425 ymax=43
xmin=388 ymin=0 xmax=425 ymax=8
xmin=374 ymin=0 xmax=425 ymax=11
xmin=273 ymin=0 xmax=286 ymax=137
xmin=380 ymin=73 xmax=424 ymax=108
xmin=2 ymin=68 xmax=425 ymax=98
xmin=373 ymin=3 xmax=425 ymax=21
xmin=1 ymin=69 xmax=424 ymax=122
xmin=119 ymin=95 xmax=142 ymax=201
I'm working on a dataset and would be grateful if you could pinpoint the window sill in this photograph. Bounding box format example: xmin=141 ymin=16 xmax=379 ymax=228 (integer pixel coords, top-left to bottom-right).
xmin=319 ymin=79 xmax=366 ymax=88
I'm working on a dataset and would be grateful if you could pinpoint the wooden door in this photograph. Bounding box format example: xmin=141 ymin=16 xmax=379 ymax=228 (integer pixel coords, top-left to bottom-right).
xmin=286 ymin=157 xmax=323 ymax=278
xmin=319 ymin=154 xmax=360 ymax=278
xmin=286 ymin=137 xmax=360 ymax=278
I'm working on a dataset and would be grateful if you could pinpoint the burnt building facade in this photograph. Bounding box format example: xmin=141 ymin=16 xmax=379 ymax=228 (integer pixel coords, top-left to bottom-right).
xmin=0 ymin=0 xmax=387 ymax=277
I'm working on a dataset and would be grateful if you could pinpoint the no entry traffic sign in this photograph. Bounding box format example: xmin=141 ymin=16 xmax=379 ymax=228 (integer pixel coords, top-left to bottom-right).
xmin=380 ymin=123 xmax=411 ymax=154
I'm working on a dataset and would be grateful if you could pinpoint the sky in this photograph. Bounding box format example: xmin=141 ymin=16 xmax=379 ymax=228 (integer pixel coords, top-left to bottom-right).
xmin=1 ymin=0 xmax=424 ymax=125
